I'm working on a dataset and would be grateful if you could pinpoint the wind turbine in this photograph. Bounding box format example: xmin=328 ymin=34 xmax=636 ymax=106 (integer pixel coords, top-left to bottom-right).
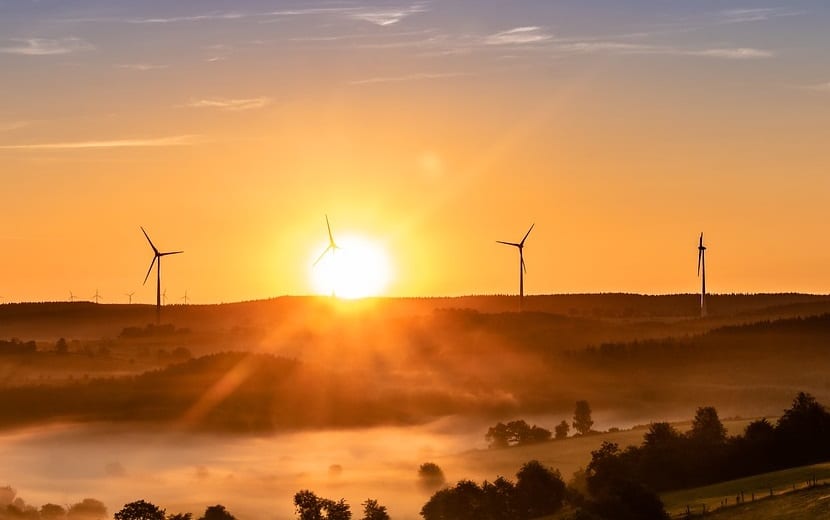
xmin=497 ymin=223 xmax=535 ymax=309
xmin=69 ymin=291 xmax=76 ymax=302
xmin=126 ymin=292 xmax=135 ymax=304
xmin=697 ymin=232 xmax=707 ymax=317
xmin=92 ymin=289 xmax=102 ymax=304
xmin=141 ymin=226 xmax=183 ymax=323
xmin=313 ymin=215 xmax=340 ymax=266
xmin=181 ymin=290 xmax=190 ymax=305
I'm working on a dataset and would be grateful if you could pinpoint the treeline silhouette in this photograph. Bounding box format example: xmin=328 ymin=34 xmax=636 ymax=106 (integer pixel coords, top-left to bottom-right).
xmin=0 ymin=352 xmax=480 ymax=431
xmin=420 ymin=459 xmax=667 ymax=520
xmin=0 ymin=339 xmax=36 ymax=356
xmin=586 ymin=392 xmax=830 ymax=494
xmin=0 ymin=488 xmax=106 ymax=520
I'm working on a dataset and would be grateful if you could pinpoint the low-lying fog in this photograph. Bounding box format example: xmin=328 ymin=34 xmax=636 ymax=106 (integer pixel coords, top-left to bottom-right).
xmin=0 ymin=420 xmax=491 ymax=520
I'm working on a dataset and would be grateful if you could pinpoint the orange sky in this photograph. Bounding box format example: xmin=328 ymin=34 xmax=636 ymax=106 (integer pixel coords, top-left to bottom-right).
xmin=1 ymin=1 xmax=829 ymax=303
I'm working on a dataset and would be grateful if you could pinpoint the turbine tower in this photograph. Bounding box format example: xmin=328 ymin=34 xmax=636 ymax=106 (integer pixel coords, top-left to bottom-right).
xmin=141 ymin=227 xmax=183 ymax=323
xmin=313 ymin=215 xmax=340 ymax=266
xmin=92 ymin=289 xmax=102 ymax=304
xmin=697 ymin=232 xmax=707 ymax=317
xmin=497 ymin=223 xmax=535 ymax=309
xmin=126 ymin=291 xmax=135 ymax=304
xmin=181 ymin=290 xmax=189 ymax=305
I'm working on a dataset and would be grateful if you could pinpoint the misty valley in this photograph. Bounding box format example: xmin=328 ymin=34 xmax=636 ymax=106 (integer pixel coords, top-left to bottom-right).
xmin=2 ymin=294 xmax=830 ymax=519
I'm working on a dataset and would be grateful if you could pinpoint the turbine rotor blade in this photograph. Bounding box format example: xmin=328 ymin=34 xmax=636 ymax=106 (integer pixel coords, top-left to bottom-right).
xmin=325 ymin=215 xmax=335 ymax=245
xmin=520 ymin=223 xmax=535 ymax=246
xmin=143 ymin=255 xmax=158 ymax=285
xmin=697 ymin=250 xmax=702 ymax=277
xmin=160 ymin=250 xmax=184 ymax=256
xmin=313 ymin=246 xmax=333 ymax=266
xmin=496 ymin=241 xmax=520 ymax=247
xmin=699 ymin=232 xmax=704 ymax=247
xmin=522 ymin=257 xmax=527 ymax=273
xmin=141 ymin=227 xmax=159 ymax=255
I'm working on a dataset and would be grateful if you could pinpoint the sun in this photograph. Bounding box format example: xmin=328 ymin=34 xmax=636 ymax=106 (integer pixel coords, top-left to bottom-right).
xmin=310 ymin=235 xmax=392 ymax=299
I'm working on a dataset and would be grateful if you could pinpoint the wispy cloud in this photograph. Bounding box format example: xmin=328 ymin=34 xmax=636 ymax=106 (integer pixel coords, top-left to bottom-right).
xmin=718 ymin=8 xmax=802 ymax=24
xmin=557 ymin=41 xmax=774 ymax=60
xmin=115 ymin=63 xmax=168 ymax=71
xmin=802 ymin=82 xmax=830 ymax=92
xmin=0 ymin=37 xmax=92 ymax=56
xmin=349 ymin=4 xmax=428 ymax=26
xmin=485 ymin=27 xmax=552 ymax=45
xmin=129 ymin=12 xmax=246 ymax=24
xmin=185 ymin=97 xmax=272 ymax=111
xmin=350 ymin=72 xmax=466 ymax=85
xmin=687 ymin=48 xmax=774 ymax=59
xmin=0 ymin=121 xmax=32 ymax=132
xmin=0 ymin=135 xmax=200 ymax=150
xmin=71 ymin=3 xmax=430 ymax=27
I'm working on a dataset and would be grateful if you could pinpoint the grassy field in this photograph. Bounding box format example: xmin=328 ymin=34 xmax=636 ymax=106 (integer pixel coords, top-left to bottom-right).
xmin=703 ymin=483 xmax=830 ymax=519
xmin=661 ymin=463 xmax=830 ymax=516
xmin=439 ymin=419 xmax=753 ymax=486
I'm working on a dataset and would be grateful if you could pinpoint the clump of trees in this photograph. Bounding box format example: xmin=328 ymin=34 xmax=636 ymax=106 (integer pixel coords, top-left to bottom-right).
xmin=420 ymin=460 xmax=567 ymax=520
xmin=112 ymin=502 xmax=232 ymax=520
xmin=486 ymin=401 xmax=597 ymax=448
xmin=485 ymin=420 xmax=551 ymax=448
xmin=294 ymin=491 xmax=390 ymax=520
xmin=0 ymin=491 xmax=109 ymax=520
xmin=584 ymin=392 xmax=830 ymax=494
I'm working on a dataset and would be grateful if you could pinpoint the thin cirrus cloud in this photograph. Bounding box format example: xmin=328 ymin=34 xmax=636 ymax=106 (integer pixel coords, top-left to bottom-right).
xmin=485 ymin=26 xmax=552 ymax=45
xmin=802 ymin=81 xmax=830 ymax=92
xmin=0 ymin=121 xmax=32 ymax=132
xmin=0 ymin=37 xmax=92 ymax=56
xmin=185 ymin=97 xmax=272 ymax=111
xmin=0 ymin=135 xmax=200 ymax=151
xmin=557 ymin=41 xmax=774 ymax=59
xmin=115 ymin=63 xmax=169 ymax=71
xmin=348 ymin=4 xmax=428 ymax=26
xmin=349 ymin=72 xmax=466 ymax=85
xmin=718 ymin=8 xmax=802 ymax=24
xmin=79 ymin=3 xmax=429 ymax=26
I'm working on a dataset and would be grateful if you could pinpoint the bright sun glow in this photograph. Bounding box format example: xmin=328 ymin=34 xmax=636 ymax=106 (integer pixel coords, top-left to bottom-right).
xmin=310 ymin=235 xmax=392 ymax=299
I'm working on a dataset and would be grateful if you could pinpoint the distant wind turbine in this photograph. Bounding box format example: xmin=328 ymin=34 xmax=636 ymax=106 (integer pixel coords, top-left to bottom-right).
xmin=126 ymin=291 xmax=135 ymax=304
xmin=497 ymin=223 xmax=535 ymax=309
xmin=141 ymin=226 xmax=183 ymax=323
xmin=313 ymin=215 xmax=340 ymax=266
xmin=69 ymin=291 xmax=76 ymax=302
xmin=92 ymin=289 xmax=102 ymax=304
xmin=181 ymin=290 xmax=189 ymax=305
xmin=697 ymin=232 xmax=707 ymax=317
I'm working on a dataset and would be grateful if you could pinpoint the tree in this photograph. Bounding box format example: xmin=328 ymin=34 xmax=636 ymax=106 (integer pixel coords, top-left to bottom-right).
xmin=114 ymin=501 xmax=166 ymax=520
xmin=40 ymin=504 xmax=67 ymax=520
xmin=643 ymin=422 xmax=681 ymax=448
xmin=515 ymin=460 xmax=566 ymax=518
xmin=199 ymin=505 xmax=235 ymax=520
xmin=418 ymin=462 xmax=446 ymax=491
xmin=360 ymin=499 xmax=389 ymax=520
xmin=67 ymin=499 xmax=107 ymax=520
xmin=324 ymin=499 xmax=351 ymax=520
xmin=421 ymin=480 xmax=484 ymax=520
xmin=167 ymin=515 xmax=192 ymax=520
xmin=555 ymin=420 xmax=570 ymax=440
xmin=485 ymin=422 xmax=510 ymax=448
xmin=573 ymin=401 xmax=594 ymax=436
xmin=688 ymin=406 xmax=726 ymax=444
